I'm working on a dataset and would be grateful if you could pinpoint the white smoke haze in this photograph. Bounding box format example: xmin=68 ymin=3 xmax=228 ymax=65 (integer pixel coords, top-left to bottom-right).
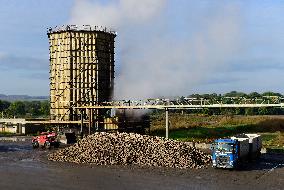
xmin=69 ymin=0 xmax=166 ymax=27
xmin=69 ymin=0 xmax=242 ymax=100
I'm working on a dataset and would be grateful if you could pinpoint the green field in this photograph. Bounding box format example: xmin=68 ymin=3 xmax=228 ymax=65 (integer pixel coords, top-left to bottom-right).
xmin=150 ymin=113 xmax=284 ymax=150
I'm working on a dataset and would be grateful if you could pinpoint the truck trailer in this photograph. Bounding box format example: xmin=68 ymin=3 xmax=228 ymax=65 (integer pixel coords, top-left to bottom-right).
xmin=211 ymin=133 xmax=262 ymax=168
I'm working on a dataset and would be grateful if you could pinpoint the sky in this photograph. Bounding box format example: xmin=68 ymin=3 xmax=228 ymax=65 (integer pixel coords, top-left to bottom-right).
xmin=0 ymin=0 xmax=284 ymax=99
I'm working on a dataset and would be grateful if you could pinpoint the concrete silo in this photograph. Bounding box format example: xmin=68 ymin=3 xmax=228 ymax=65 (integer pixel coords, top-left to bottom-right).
xmin=47 ymin=25 xmax=116 ymax=122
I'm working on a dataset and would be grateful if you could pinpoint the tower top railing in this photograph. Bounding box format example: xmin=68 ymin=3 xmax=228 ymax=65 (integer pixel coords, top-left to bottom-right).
xmin=47 ymin=25 xmax=117 ymax=35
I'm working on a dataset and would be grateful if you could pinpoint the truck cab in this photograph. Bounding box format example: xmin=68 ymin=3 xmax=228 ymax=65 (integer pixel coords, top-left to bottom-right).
xmin=211 ymin=139 xmax=239 ymax=168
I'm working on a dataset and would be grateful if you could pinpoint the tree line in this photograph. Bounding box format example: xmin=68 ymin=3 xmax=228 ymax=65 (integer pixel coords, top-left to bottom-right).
xmin=187 ymin=106 xmax=283 ymax=116
xmin=185 ymin=91 xmax=284 ymax=116
xmin=1 ymin=91 xmax=283 ymax=118
xmin=188 ymin=91 xmax=282 ymax=99
xmin=0 ymin=100 xmax=50 ymax=118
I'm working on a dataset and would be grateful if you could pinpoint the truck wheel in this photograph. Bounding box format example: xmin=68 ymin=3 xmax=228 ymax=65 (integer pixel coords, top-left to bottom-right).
xmin=44 ymin=142 xmax=51 ymax=149
xmin=54 ymin=142 xmax=60 ymax=148
xmin=234 ymin=160 xmax=240 ymax=170
xmin=257 ymin=151 xmax=261 ymax=158
xmin=32 ymin=141 xmax=39 ymax=149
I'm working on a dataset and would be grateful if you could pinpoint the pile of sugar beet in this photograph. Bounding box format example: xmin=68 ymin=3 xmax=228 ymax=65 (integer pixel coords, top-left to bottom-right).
xmin=48 ymin=132 xmax=211 ymax=169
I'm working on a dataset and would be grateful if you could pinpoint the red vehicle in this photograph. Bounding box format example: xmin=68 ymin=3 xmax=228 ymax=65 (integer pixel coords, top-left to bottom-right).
xmin=32 ymin=132 xmax=60 ymax=149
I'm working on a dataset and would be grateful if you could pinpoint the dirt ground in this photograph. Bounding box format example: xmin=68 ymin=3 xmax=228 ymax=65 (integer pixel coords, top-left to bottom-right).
xmin=0 ymin=137 xmax=283 ymax=190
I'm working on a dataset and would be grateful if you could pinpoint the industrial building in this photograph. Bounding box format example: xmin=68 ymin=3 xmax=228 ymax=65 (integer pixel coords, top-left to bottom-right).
xmin=0 ymin=119 xmax=45 ymax=134
xmin=47 ymin=25 xmax=116 ymax=124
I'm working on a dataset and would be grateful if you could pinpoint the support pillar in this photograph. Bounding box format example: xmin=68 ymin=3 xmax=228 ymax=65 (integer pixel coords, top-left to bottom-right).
xmin=165 ymin=108 xmax=169 ymax=139
xmin=88 ymin=108 xmax=93 ymax=135
xmin=80 ymin=109 xmax=84 ymax=139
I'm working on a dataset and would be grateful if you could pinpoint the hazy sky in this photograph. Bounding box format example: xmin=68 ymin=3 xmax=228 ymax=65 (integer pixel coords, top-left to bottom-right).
xmin=0 ymin=0 xmax=284 ymax=98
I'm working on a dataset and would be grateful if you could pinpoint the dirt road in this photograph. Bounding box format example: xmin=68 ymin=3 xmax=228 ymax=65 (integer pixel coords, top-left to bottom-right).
xmin=0 ymin=138 xmax=283 ymax=190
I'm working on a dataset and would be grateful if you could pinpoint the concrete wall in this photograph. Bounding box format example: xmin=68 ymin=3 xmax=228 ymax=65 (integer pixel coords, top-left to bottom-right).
xmin=0 ymin=119 xmax=45 ymax=135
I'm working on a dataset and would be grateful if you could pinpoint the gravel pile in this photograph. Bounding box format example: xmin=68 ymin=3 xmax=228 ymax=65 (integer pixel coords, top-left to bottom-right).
xmin=48 ymin=132 xmax=211 ymax=169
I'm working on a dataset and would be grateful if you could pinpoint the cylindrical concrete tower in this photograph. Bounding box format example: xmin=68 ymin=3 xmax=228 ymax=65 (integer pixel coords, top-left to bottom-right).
xmin=47 ymin=25 xmax=116 ymax=121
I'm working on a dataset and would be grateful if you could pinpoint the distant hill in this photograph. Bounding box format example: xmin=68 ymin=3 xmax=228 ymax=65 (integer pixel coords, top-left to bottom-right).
xmin=0 ymin=94 xmax=48 ymax=102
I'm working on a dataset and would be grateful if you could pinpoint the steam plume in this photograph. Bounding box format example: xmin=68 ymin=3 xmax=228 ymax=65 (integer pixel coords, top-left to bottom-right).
xmin=69 ymin=0 xmax=242 ymax=99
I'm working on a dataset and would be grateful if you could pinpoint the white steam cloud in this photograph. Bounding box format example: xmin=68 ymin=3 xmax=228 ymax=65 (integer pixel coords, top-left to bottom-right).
xmin=69 ymin=0 xmax=242 ymax=99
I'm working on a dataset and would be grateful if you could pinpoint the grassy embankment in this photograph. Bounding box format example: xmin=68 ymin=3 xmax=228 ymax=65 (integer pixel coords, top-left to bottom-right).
xmin=150 ymin=113 xmax=284 ymax=150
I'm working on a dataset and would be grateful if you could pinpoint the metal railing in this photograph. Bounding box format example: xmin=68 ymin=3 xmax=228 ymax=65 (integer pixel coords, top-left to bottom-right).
xmin=47 ymin=25 xmax=117 ymax=35
xmin=75 ymin=96 xmax=284 ymax=110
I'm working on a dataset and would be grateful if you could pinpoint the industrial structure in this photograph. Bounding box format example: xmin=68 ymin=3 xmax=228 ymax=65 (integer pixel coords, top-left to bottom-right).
xmin=45 ymin=25 xmax=284 ymax=136
xmin=47 ymin=25 xmax=116 ymax=124
xmin=75 ymin=96 xmax=284 ymax=137
xmin=0 ymin=119 xmax=45 ymax=134
xmin=1 ymin=25 xmax=283 ymax=137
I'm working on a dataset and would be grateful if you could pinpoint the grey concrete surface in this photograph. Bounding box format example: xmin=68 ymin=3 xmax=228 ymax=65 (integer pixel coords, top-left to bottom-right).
xmin=0 ymin=140 xmax=283 ymax=190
